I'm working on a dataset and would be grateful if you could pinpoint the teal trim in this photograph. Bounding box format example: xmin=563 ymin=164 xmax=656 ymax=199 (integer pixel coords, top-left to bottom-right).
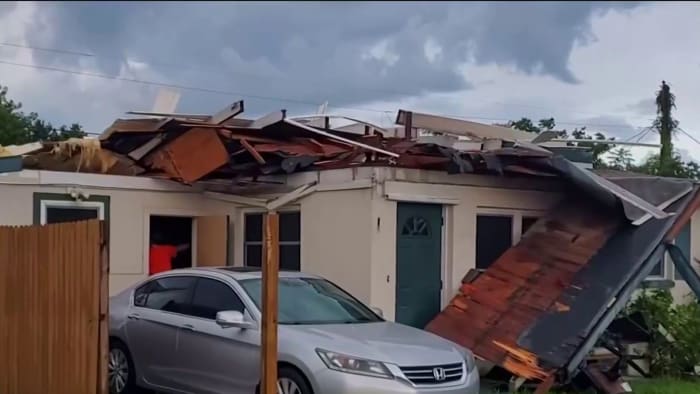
xmin=32 ymin=192 xmax=111 ymax=225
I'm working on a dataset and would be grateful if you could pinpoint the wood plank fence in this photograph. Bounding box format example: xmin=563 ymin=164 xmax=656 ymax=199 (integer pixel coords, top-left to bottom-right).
xmin=0 ymin=219 xmax=108 ymax=394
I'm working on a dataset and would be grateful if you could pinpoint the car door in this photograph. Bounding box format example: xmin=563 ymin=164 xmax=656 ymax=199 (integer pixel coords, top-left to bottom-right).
xmin=125 ymin=276 xmax=196 ymax=391
xmin=172 ymin=276 xmax=261 ymax=394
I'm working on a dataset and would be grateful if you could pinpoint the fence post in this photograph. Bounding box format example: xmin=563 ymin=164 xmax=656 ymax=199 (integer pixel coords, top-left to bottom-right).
xmin=261 ymin=212 xmax=279 ymax=394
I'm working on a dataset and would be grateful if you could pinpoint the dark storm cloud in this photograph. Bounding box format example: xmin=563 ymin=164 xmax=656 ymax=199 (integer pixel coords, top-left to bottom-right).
xmin=23 ymin=1 xmax=639 ymax=114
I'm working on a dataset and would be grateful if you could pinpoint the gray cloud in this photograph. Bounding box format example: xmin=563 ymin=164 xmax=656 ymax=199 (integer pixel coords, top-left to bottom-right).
xmin=19 ymin=2 xmax=639 ymax=115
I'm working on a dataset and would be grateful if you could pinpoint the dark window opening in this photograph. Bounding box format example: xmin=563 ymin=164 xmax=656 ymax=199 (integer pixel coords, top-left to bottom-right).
xmin=189 ymin=278 xmax=245 ymax=319
xmin=522 ymin=216 xmax=539 ymax=235
xmin=476 ymin=215 xmax=513 ymax=270
xmin=150 ymin=215 xmax=193 ymax=272
xmin=46 ymin=207 xmax=99 ymax=224
xmin=245 ymin=212 xmax=300 ymax=271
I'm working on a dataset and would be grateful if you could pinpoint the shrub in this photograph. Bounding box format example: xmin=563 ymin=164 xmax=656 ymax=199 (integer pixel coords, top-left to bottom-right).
xmin=626 ymin=290 xmax=700 ymax=377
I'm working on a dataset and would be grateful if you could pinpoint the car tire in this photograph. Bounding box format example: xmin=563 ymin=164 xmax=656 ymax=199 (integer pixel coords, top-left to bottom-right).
xmin=109 ymin=340 xmax=138 ymax=394
xmin=277 ymin=366 xmax=313 ymax=394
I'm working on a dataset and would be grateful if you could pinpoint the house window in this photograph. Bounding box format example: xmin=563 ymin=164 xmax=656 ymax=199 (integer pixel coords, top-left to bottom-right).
xmin=476 ymin=215 xmax=513 ymax=270
xmin=644 ymin=223 xmax=691 ymax=281
xmin=244 ymin=211 xmax=300 ymax=271
xmin=33 ymin=193 xmax=110 ymax=225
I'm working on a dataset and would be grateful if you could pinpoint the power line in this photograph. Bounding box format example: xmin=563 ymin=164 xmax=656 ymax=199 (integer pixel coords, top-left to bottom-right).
xmin=679 ymin=128 xmax=700 ymax=147
xmin=0 ymin=58 xmax=670 ymax=140
xmin=0 ymin=59 xmax=390 ymax=114
xmin=0 ymin=41 xmax=646 ymax=123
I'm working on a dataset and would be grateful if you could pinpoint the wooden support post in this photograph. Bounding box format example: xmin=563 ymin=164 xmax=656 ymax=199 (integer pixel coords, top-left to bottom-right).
xmin=261 ymin=212 xmax=280 ymax=394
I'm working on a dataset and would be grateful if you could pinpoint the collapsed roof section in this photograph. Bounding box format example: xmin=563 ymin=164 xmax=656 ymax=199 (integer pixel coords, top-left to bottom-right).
xmin=5 ymin=100 xmax=676 ymax=224
xmin=426 ymin=174 xmax=700 ymax=390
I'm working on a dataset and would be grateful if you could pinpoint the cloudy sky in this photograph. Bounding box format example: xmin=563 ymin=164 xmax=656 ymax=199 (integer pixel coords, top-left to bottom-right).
xmin=1 ymin=1 xmax=699 ymax=162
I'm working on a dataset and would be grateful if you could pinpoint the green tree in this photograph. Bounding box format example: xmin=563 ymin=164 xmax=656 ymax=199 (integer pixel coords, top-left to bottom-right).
xmin=609 ymin=147 xmax=633 ymax=171
xmin=654 ymin=81 xmax=679 ymax=176
xmin=509 ymin=117 xmax=613 ymax=168
xmin=0 ymin=84 xmax=85 ymax=146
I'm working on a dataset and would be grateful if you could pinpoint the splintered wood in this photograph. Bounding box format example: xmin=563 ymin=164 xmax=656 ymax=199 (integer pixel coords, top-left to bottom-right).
xmin=494 ymin=341 xmax=551 ymax=381
xmin=425 ymin=199 xmax=620 ymax=383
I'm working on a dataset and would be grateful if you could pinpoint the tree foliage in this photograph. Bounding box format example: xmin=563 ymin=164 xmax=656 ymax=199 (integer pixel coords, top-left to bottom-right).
xmin=0 ymin=85 xmax=86 ymax=146
xmin=626 ymin=289 xmax=700 ymax=377
xmin=508 ymin=117 xmax=614 ymax=168
xmin=654 ymin=81 xmax=679 ymax=176
xmin=508 ymin=114 xmax=700 ymax=180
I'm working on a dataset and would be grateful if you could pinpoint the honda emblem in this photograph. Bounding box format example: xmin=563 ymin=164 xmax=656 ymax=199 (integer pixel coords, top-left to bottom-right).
xmin=432 ymin=367 xmax=446 ymax=381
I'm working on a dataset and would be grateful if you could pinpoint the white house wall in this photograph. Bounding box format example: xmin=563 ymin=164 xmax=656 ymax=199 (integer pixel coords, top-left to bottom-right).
xmin=0 ymin=179 xmax=238 ymax=295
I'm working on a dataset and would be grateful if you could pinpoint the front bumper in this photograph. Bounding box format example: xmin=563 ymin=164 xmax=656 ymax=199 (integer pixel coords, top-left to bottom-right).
xmin=311 ymin=367 xmax=480 ymax=394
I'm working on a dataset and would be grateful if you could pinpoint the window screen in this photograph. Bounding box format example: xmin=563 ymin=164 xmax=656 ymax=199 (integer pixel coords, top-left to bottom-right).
xmin=476 ymin=215 xmax=513 ymax=270
xmin=244 ymin=212 xmax=300 ymax=271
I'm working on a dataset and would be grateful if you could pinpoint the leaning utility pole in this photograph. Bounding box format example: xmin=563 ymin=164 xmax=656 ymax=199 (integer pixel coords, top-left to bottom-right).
xmin=655 ymin=80 xmax=679 ymax=176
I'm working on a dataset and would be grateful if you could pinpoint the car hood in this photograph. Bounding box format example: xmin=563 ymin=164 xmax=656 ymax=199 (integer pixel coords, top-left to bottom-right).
xmin=281 ymin=322 xmax=464 ymax=366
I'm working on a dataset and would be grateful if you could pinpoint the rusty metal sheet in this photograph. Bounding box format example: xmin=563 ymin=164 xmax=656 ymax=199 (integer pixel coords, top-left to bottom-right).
xmin=426 ymin=198 xmax=621 ymax=383
xmin=145 ymin=127 xmax=229 ymax=183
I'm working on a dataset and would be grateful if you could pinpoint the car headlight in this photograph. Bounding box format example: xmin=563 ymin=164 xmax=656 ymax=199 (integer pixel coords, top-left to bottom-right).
xmin=316 ymin=349 xmax=393 ymax=379
xmin=461 ymin=349 xmax=476 ymax=372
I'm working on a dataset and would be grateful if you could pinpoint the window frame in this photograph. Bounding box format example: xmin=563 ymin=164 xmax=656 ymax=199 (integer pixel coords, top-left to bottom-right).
xmin=33 ymin=192 xmax=110 ymax=225
xmin=243 ymin=209 xmax=301 ymax=270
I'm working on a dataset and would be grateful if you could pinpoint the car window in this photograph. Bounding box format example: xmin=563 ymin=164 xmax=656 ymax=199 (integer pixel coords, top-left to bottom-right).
xmin=189 ymin=278 xmax=245 ymax=320
xmin=240 ymin=277 xmax=382 ymax=325
xmin=137 ymin=276 xmax=195 ymax=314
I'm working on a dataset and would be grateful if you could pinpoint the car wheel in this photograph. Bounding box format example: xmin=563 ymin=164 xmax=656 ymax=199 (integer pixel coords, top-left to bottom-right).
xmin=277 ymin=366 xmax=313 ymax=394
xmin=109 ymin=341 xmax=137 ymax=394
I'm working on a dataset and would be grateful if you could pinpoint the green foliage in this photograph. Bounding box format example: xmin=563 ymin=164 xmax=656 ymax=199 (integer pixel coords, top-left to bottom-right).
xmin=0 ymin=84 xmax=85 ymax=146
xmin=654 ymin=81 xmax=679 ymax=176
xmin=609 ymin=147 xmax=634 ymax=170
xmin=632 ymin=153 xmax=700 ymax=180
xmin=508 ymin=117 xmax=613 ymax=168
xmin=626 ymin=290 xmax=700 ymax=377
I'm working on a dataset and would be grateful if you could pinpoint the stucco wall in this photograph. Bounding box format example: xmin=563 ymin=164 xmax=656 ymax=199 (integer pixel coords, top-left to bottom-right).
xmin=299 ymin=189 xmax=373 ymax=305
xmin=0 ymin=180 xmax=237 ymax=295
xmin=368 ymin=179 xmax=564 ymax=321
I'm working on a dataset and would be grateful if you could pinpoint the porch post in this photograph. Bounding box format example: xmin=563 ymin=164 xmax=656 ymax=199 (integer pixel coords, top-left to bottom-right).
xmin=261 ymin=212 xmax=280 ymax=394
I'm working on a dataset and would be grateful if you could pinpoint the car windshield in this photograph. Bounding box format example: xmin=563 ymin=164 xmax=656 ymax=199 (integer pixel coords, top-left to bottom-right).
xmin=239 ymin=277 xmax=382 ymax=325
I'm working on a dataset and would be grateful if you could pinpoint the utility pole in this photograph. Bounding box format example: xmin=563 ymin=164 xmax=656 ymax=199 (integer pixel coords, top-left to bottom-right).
xmin=655 ymin=80 xmax=678 ymax=176
xmin=261 ymin=212 xmax=279 ymax=394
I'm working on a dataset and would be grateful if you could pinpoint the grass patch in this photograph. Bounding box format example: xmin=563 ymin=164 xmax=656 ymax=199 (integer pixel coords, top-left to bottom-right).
xmin=631 ymin=378 xmax=699 ymax=394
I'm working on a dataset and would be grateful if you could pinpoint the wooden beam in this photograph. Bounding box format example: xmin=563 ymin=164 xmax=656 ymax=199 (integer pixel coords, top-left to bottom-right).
xmin=261 ymin=212 xmax=280 ymax=394
xmin=240 ymin=139 xmax=266 ymax=165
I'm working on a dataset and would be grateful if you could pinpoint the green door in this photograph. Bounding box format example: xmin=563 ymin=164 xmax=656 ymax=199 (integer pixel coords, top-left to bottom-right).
xmin=396 ymin=202 xmax=443 ymax=328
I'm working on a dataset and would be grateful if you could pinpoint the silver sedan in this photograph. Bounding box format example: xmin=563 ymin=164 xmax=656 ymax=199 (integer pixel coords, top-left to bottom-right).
xmin=109 ymin=267 xmax=480 ymax=394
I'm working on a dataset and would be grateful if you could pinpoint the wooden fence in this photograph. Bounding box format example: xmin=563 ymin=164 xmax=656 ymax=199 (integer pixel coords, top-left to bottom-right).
xmin=0 ymin=219 xmax=108 ymax=394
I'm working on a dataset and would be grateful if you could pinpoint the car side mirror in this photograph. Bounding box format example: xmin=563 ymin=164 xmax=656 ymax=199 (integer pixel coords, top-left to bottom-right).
xmin=216 ymin=310 xmax=255 ymax=329
xmin=371 ymin=307 xmax=384 ymax=318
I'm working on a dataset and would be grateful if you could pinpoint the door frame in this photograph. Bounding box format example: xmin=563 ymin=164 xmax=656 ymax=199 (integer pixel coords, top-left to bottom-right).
xmin=144 ymin=208 xmax=231 ymax=273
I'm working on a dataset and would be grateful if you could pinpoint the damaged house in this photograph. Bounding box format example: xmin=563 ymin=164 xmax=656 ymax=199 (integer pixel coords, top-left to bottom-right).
xmin=1 ymin=102 xmax=699 ymax=390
